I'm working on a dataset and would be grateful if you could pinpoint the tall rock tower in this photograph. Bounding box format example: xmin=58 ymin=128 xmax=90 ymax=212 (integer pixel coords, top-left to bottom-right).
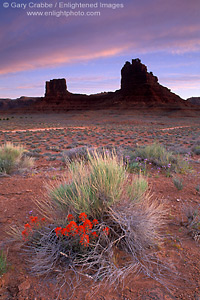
xmin=120 ymin=58 xmax=185 ymax=105
xmin=121 ymin=58 xmax=158 ymax=95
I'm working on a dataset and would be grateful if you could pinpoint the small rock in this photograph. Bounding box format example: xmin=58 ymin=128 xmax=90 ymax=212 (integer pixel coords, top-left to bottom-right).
xmin=0 ymin=173 xmax=11 ymax=177
xmin=18 ymin=280 xmax=30 ymax=291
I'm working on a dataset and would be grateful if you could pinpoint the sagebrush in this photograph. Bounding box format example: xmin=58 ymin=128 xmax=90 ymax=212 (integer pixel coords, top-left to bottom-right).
xmin=17 ymin=149 xmax=166 ymax=289
xmin=0 ymin=142 xmax=34 ymax=174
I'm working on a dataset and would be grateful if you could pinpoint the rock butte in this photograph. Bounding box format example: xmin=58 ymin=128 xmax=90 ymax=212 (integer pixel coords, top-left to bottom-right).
xmin=0 ymin=58 xmax=195 ymax=112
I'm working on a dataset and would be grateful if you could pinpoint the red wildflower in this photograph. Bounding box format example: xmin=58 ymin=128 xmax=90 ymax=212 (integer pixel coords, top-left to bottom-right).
xmin=67 ymin=221 xmax=78 ymax=236
xmin=41 ymin=217 xmax=46 ymax=222
xmin=79 ymin=212 xmax=87 ymax=222
xmin=24 ymin=223 xmax=31 ymax=229
xmin=80 ymin=233 xmax=89 ymax=247
xmin=103 ymin=227 xmax=109 ymax=236
xmin=29 ymin=216 xmax=38 ymax=224
xmin=67 ymin=214 xmax=74 ymax=221
xmin=92 ymin=219 xmax=98 ymax=225
xmin=83 ymin=219 xmax=93 ymax=233
xmin=91 ymin=231 xmax=98 ymax=238
xmin=22 ymin=229 xmax=28 ymax=236
xmin=22 ymin=229 xmax=29 ymax=241
xmin=61 ymin=227 xmax=68 ymax=236
xmin=55 ymin=227 xmax=62 ymax=236
xmin=78 ymin=225 xmax=85 ymax=235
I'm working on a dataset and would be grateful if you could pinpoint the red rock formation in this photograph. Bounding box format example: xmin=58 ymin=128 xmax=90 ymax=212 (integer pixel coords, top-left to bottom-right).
xmin=121 ymin=58 xmax=158 ymax=94
xmin=0 ymin=58 xmax=195 ymax=112
xmin=45 ymin=78 xmax=71 ymax=99
xmin=119 ymin=58 xmax=186 ymax=107
xmin=187 ymin=97 xmax=200 ymax=105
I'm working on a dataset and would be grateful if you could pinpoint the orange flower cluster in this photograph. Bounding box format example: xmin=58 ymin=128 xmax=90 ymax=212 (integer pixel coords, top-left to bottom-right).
xmin=22 ymin=216 xmax=46 ymax=240
xmin=55 ymin=213 xmax=109 ymax=247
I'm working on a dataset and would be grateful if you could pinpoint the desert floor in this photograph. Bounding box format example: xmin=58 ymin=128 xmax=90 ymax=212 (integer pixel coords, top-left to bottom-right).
xmin=0 ymin=110 xmax=200 ymax=300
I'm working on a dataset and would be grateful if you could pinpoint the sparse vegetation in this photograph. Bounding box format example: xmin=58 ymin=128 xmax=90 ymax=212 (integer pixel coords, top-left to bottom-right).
xmin=20 ymin=149 xmax=165 ymax=288
xmin=172 ymin=176 xmax=183 ymax=190
xmin=182 ymin=205 xmax=200 ymax=242
xmin=45 ymin=149 xmax=148 ymax=217
xmin=0 ymin=142 xmax=34 ymax=174
xmin=195 ymin=184 xmax=200 ymax=193
xmin=192 ymin=145 xmax=200 ymax=155
xmin=124 ymin=143 xmax=191 ymax=175
xmin=0 ymin=113 xmax=199 ymax=299
xmin=0 ymin=250 xmax=7 ymax=276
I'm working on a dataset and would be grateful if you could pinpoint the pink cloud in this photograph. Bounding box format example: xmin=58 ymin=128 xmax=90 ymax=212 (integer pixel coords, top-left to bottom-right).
xmin=0 ymin=45 xmax=129 ymax=75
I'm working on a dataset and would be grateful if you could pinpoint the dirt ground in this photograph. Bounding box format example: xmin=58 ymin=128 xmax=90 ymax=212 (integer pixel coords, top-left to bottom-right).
xmin=0 ymin=110 xmax=200 ymax=300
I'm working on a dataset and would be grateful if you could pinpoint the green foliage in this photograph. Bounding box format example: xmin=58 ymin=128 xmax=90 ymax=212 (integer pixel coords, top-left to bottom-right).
xmin=195 ymin=184 xmax=200 ymax=193
xmin=126 ymin=161 xmax=145 ymax=174
xmin=192 ymin=145 xmax=200 ymax=155
xmin=172 ymin=177 xmax=183 ymax=190
xmin=134 ymin=143 xmax=176 ymax=168
xmin=47 ymin=150 xmax=148 ymax=218
xmin=127 ymin=173 xmax=148 ymax=201
xmin=0 ymin=142 xmax=34 ymax=174
xmin=0 ymin=250 xmax=7 ymax=276
xmin=17 ymin=149 xmax=165 ymax=288
xmin=183 ymin=205 xmax=200 ymax=242
xmin=125 ymin=143 xmax=191 ymax=175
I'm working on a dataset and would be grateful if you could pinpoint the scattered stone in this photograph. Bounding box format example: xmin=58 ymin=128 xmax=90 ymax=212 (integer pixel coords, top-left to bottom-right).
xmin=139 ymin=287 xmax=176 ymax=299
xmin=0 ymin=173 xmax=11 ymax=178
xmin=18 ymin=280 xmax=30 ymax=292
xmin=23 ymin=151 xmax=41 ymax=158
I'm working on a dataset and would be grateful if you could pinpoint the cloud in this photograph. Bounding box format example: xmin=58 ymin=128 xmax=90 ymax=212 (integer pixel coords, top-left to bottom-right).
xmin=160 ymin=74 xmax=200 ymax=93
xmin=0 ymin=46 xmax=128 ymax=75
xmin=0 ymin=0 xmax=200 ymax=76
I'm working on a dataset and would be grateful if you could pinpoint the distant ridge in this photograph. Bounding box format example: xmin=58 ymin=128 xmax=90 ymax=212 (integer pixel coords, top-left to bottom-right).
xmin=0 ymin=58 xmax=197 ymax=112
xmin=187 ymin=97 xmax=200 ymax=105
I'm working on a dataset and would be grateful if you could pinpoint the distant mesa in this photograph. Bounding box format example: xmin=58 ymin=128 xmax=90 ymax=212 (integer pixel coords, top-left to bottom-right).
xmin=0 ymin=58 xmax=197 ymax=112
xmin=187 ymin=97 xmax=200 ymax=105
xmin=45 ymin=78 xmax=70 ymax=98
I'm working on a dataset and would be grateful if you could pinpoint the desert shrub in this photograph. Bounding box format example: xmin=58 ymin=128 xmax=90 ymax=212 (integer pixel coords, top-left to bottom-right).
xmin=0 ymin=142 xmax=34 ymax=174
xmin=124 ymin=143 xmax=190 ymax=174
xmin=192 ymin=145 xmax=200 ymax=155
xmin=133 ymin=143 xmax=176 ymax=167
xmin=18 ymin=150 xmax=165 ymax=288
xmin=196 ymin=184 xmax=200 ymax=193
xmin=172 ymin=177 xmax=183 ymax=190
xmin=181 ymin=204 xmax=200 ymax=242
xmin=62 ymin=146 xmax=93 ymax=163
xmin=0 ymin=250 xmax=7 ymax=276
xmin=46 ymin=150 xmax=147 ymax=218
xmin=125 ymin=159 xmax=146 ymax=174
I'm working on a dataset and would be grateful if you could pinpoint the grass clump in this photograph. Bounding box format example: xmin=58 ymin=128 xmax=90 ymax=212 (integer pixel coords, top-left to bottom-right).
xmin=182 ymin=205 xmax=200 ymax=242
xmin=172 ymin=177 xmax=183 ymax=190
xmin=20 ymin=149 xmax=165 ymax=289
xmin=195 ymin=184 xmax=200 ymax=193
xmin=0 ymin=142 xmax=34 ymax=174
xmin=47 ymin=150 xmax=147 ymax=218
xmin=0 ymin=250 xmax=7 ymax=276
xmin=192 ymin=145 xmax=200 ymax=155
xmin=125 ymin=142 xmax=190 ymax=175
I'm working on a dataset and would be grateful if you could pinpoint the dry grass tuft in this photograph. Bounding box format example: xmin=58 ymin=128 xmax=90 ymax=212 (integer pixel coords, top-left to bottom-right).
xmin=0 ymin=142 xmax=34 ymax=174
xmin=21 ymin=149 xmax=167 ymax=288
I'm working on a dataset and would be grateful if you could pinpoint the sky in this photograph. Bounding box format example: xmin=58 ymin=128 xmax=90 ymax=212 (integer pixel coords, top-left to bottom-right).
xmin=0 ymin=0 xmax=200 ymax=99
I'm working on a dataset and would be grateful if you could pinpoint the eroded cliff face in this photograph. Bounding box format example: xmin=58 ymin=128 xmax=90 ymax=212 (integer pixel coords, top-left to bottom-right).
xmin=119 ymin=58 xmax=185 ymax=106
xmin=121 ymin=58 xmax=158 ymax=94
xmin=187 ymin=97 xmax=200 ymax=105
xmin=0 ymin=59 xmax=192 ymax=112
xmin=45 ymin=79 xmax=69 ymax=98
